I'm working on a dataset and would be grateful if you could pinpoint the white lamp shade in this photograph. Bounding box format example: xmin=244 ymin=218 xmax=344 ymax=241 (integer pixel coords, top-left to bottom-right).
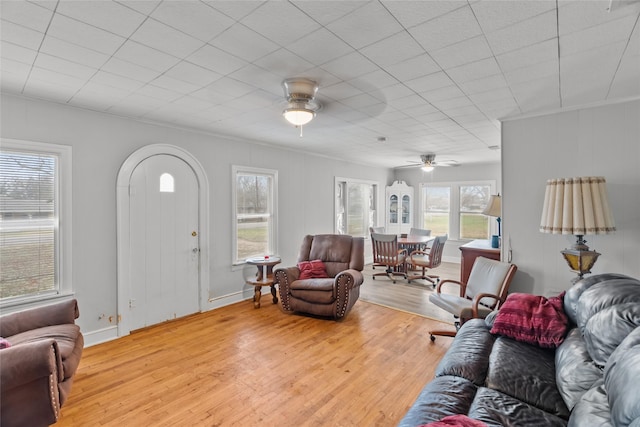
xmin=482 ymin=195 xmax=501 ymax=217
xmin=283 ymin=108 xmax=315 ymax=126
xmin=540 ymin=177 xmax=615 ymax=235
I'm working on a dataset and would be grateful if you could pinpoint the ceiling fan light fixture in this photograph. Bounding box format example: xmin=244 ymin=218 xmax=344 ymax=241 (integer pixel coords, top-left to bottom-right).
xmin=421 ymin=163 xmax=435 ymax=172
xmin=282 ymin=78 xmax=319 ymax=127
xmin=283 ymin=106 xmax=315 ymax=126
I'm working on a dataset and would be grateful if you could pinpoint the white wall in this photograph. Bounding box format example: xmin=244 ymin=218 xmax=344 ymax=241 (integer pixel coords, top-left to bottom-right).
xmin=394 ymin=162 xmax=502 ymax=262
xmin=1 ymin=94 xmax=393 ymax=344
xmin=502 ymin=99 xmax=640 ymax=296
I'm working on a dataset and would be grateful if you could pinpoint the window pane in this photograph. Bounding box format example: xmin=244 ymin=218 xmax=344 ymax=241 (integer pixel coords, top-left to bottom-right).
xmin=346 ymin=183 xmax=374 ymax=237
xmin=401 ymin=195 xmax=410 ymax=224
xmin=0 ymin=150 xmax=58 ymax=299
xmin=236 ymin=173 xmax=272 ymax=261
xmin=459 ymin=185 xmax=490 ymax=239
xmin=423 ymin=186 xmax=449 ymax=236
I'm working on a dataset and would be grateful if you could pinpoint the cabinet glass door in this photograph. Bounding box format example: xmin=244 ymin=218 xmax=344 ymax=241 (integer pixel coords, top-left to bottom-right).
xmin=389 ymin=195 xmax=398 ymax=223
xmin=402 ymin=195 xmax=410 ymax=224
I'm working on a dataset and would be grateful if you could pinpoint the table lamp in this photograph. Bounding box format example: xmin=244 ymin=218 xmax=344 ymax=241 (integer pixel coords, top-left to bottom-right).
xmin=539 ymin=177 xmax=615 ymax=279
xmin=482 ymin=194 xmax=501 ymax=248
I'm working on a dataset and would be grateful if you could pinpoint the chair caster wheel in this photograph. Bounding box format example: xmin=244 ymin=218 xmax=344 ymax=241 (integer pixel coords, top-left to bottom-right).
xmin=430 ymin=334 xmax=436 ymax=342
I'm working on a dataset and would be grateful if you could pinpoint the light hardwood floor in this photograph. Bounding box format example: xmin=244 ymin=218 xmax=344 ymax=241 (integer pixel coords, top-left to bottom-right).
xmin=360 ymin=261 xmax=462 ymax=323
xmin=59 ymin=299 xmax=452 ymax=426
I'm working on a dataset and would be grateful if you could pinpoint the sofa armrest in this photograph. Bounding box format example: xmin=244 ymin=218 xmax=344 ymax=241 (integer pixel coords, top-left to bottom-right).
xmin=274 ymin=267 xmax=300 ymax=312
xmin=335 ymin=269 xmax=364 ymax=290
xmin=0 ymin=339 xmax=63 ymax=389
xmin=0 ymin=299 xmax=79 ymax=337
xmin=1 ymin=339 xmax=62 ymax=426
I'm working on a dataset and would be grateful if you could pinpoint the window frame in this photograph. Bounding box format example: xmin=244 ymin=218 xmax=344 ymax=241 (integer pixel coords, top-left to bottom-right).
xmin=0 ymin=139 xmax=73 ymax=308
xmin=334 ymin=176 xmax=379 ymax=238
xmin=232 ymin=165 xmax=278 ymax=265
xmin=419 ymin=180 xmax=496 ymax=241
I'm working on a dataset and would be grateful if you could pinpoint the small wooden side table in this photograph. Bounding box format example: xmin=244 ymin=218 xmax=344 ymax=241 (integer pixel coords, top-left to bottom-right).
xmin=245 ymin=256 xmax=281 ymax=308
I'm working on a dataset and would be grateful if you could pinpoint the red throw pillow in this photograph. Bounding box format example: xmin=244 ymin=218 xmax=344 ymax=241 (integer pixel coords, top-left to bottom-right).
xmin=490 ymin=292 xmax=568 ymax=348
xmin=419 ymin=415 xmax=488 ymax=427
xmin=297 ymin=260 xmax=329 ymax=279
xmin=0 ymin=338 xmax=11 ymax=349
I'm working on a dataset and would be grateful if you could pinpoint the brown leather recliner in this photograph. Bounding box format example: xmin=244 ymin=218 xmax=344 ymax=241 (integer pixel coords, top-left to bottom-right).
xmin=274 ymin=234 xmax=365 ymax=320
xmin=0 ymin=299 xmax=84 ymax=427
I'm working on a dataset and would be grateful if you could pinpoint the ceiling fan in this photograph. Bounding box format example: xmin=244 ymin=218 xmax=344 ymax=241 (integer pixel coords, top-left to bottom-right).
xmin=399 ymin=154 xmax=459 ymax=172
xmin=281 ymin=78 xmax=321 ymax=136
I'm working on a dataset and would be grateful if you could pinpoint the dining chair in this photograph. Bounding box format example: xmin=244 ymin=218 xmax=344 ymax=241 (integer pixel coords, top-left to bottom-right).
xmin=406 ymin=235 xmax=447 ymax=286
xmin=428 ymin=256 xmax=517 ymax=341
xmin=408 ymin=227 xmax=431 ymax=237
xmin=370 ymin=233 xmax=407 ymax=283
xmin=369 ymin=226 xmax=387 ymax=270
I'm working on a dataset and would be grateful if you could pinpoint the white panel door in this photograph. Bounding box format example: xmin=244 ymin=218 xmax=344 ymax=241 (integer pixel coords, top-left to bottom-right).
xmin=129 ymin=154 xmax=199 ymax=330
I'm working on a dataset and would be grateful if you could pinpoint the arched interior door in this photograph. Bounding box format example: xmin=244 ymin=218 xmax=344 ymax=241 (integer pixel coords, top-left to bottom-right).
xmin=129 ymin=154 xmax=200 ymax=330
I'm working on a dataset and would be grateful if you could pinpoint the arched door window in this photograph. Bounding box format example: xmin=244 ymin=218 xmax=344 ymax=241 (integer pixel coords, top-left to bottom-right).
xmin=160 ymin=173 xmax=175 ymax=192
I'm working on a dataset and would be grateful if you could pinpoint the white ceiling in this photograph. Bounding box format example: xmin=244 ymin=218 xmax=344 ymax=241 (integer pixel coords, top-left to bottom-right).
xmin=1 ymin=0 xmax=639 ymax=168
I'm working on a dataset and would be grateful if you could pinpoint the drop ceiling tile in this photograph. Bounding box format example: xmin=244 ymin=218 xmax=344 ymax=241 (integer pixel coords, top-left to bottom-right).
xmin=1 ymin=20 xmax=44 ymax=50
xmin=116 ymin=0 xmax=162 ymax=16
xmin=560 ymin=14 xmax=638 ymax=56
xmin=130 ymin=18 xmax=204 ymax=59
xmin=327 ymin=2 xmax=404 ymax=49
xmin=228 ymin=64 xmax=282 ymax=97
xmin=150 ymin=1 xmax=234 ymax=42
xmin=320 ymin=52 xmax=377 ymax=81
xmin=383 ymin=0 xmax=468 ymax=30
xmin=286 ymin=28 xmax=355 ymax=66
xmin=1 ymin=41 xmax=37 ymax=65
xmin=114 ymin=40 xmax=180 ymax=73
xmin=209 ymin=24 xmax=279 ymax=63
xmin=150 ymin=74 xmax=200 ymax=95
xmin=40 ymin=37 xmax=109 ymax=69
xmin=406 ymin=71 xmax=454 ymax=93
xmin=205 ymin=76 xmax=255 ymax=98
xmin=388 ymin=94 xmax=427 ymax=109
xmin=171 ymin=95 xmax=216 ymax=111
xmin=135 ymin=84 xmax=182 ymax=102
xmin=409 ymin=6 xmax=483 ymax=51
xmin=0 ymin=58 xmax=30 ymax=90
xmin=446 ymin=57 xmax=502 ymax=83
xmin=382 ymin=83 xmax=416 ymax=101
xmin=23 ymin=78 xmax=78 ymax=102
xmin=186 ymin=44 xmax=248 ymax=76
xmin=47 ymin=13 xmax=125 ymax=55
xmin=203 ymin=0 xmax=265 ymax=22
xmin=320 ymin=82 xmax=363 ymax=102
xmin=607 ymin=52 xmax=640 ymax=99
xmin=510 ymin=75 xmax=560 ymax=113
xmin=360 ymin=31 xmax=425 ymax=68
xmin=101 ymin=57 xmax=161 ymax=83
xmin=386 ymin=54 xmax=441 ymax=82
xmin=431 ymin=95 xmax=474 ymax=110
xmin=253 ymin=49 xmax=315 ymax=79
xmin=287 ymin=1 xmax=366 ymax=26
xmin=240 ymin=1 xmax=320 ymax=46
xmin=90 ymin=70 xmax=145 ymax=92
xmin=1 ymin=1 xmax=53 ymax=33
xmin=485 ymin=10 xmax=557 ymax=55
xmin=56 ymin=1 xmax=145 ymax=38
xmin=423 ymin=85 xmax=466 ymax=102
xmin=503 ymin=59 xmax=558 ymax=85
xmin=430 ymin=35 xmax=493 ymax=70
xmin=471 ymin=0 xmax=556 ymax=33
xmin=165 ymin=61 xmax=221 ymax=87
xmin=29 ymin=67 xmax=86 ymax=91
xmin=33 ymin=53 xmax=97 ymax=80
xmin=468 ymin=87 xmax=514 ymax=104
xmin=495 ymin=38 xmax=558 ymax=72
xmin=557 ymin=0 xmax=640 ymax=35
xmin=458 ymin=74 xmax=509 ymax=95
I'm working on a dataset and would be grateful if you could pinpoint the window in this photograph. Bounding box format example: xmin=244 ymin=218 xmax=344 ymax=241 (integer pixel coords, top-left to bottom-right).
xmin=159 ymin=173 xmax=174 ymax=192
xmin=232 ymin=166 xmax=277 ymax=264
xmin=419 ymin=181 xmax=494 ymax=241
xmin=1 ymin=139 xmax=72 ymax=304
xmin=335 ymin=178 xmax=377 ymax=237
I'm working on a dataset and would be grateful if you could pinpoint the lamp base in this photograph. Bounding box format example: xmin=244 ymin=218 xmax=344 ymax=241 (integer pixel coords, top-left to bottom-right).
xmin=491 ymin=235 xmax=500 ymax=248
xmin=561 ymin=235 xmax=600 ymax=279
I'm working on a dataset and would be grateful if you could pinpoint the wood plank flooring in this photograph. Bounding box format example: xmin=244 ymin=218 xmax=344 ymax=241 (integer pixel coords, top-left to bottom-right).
xmin=359 ymin=261 xmax=462 ymax=323
xmin=59 ymin=299 xmax=452 ymax=426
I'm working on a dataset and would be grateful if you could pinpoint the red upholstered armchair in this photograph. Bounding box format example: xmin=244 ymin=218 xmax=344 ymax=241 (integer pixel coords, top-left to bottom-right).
xmin=274 ymin=234 xmax=365 ymax=320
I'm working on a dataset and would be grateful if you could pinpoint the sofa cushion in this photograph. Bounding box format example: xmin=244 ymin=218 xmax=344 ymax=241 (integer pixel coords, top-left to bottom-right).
xmin=397 ymin=376 xmax=479 ymax=427
xmin=419 ymin=415 xmax=488 ymax=427
xmin=555 ymin=327 xmax=603 ymax=411
xmin=9 ymin=324 xmax=82 ymax=380
xmin=298 ymin=260 xmax=329 ymax=279
xmin=576 ymin=280 xmax=640 ymax=335
xmin=583 ymin=302 xmax=640 ymax=367
xmin=468 ymin=388 xmax=568 ymax=427
xmin=490 ymin=292 xmax=568 ymax=348
xmin=563 ymin=274 xmax=635 ymax=325
xmin=435 ymin=319 xmax=495 ymax=386
xmin=604 ymin=327 xmax=640 ymax=427
xmin=568 ymin=381 xmax=612 ymax=427
xmin=290 ymin=278 xmax=335 ymax=303
xmin=486 ymin=336 xmax=570 ymax=419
